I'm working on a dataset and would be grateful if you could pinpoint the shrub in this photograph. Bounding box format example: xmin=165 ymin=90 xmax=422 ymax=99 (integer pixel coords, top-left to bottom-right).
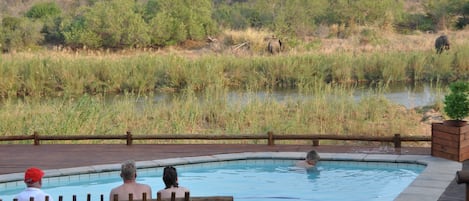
xmin=26 ymin=2 xmax=61 ymax=20
xmin=444 ymin=81 xmax=469 ymax=121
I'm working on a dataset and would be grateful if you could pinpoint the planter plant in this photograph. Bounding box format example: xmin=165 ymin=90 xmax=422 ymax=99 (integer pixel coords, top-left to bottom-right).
xmin=443 ymin=81 xmax=469 ymax=126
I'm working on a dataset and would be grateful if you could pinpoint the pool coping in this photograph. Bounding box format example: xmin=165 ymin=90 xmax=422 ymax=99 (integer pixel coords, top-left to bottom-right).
xmin=0 ymin=152 xmax=461 ymax=201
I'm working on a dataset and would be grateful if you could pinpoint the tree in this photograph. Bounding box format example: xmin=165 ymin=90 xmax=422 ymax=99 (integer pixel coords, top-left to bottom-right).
xmin=423 ymin=0 xmax=462 ymax=31
xmin=78 ymin=0 xmax=150 ymax=48
xmin=148 ymin=0 xmax=217 ymax=46
xmin=26 ymin=2 xmax=61 ymax=20
xmin=1 ymin=16 xmax=43 ymax=52
xmin=270 ymin=0 xmax=328 ymax=37
xmin=61 ymin=15 xmax=101 ymax=49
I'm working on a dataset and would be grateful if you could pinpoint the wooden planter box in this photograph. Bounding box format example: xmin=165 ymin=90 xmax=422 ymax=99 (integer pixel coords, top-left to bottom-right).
xmin=432 ymin=123 xmax=469 ymax=162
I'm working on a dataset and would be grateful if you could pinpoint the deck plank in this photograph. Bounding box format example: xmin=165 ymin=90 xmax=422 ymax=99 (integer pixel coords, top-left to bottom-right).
xmin=0 ymin=144 xmax=429 ymax=175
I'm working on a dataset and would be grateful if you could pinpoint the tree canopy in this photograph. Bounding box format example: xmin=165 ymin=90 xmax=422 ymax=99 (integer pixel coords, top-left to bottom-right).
xmin=0 ymin=0 xmax=468 ymax=51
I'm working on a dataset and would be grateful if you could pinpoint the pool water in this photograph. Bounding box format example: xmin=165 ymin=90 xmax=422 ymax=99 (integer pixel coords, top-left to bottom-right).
xmin=0 ymin=160 xmax=424 ymax=201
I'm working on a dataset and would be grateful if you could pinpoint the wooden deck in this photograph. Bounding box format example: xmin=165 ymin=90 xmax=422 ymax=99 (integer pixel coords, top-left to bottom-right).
xmin=1 ymin=144 xmax=464 ymax=201
xmin=0 ymin=144 xmax=430 ymax=175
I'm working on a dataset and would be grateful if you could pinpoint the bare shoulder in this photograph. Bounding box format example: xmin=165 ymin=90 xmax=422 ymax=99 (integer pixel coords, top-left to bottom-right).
xmin=296 ymin=160 xmax=307 ymax=167
xmin=137 ymin=183 xmax=152 ymax=190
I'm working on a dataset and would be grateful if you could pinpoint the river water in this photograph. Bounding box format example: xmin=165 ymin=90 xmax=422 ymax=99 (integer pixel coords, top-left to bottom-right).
xmin=143 ymin=82 xmax=445 ymax=109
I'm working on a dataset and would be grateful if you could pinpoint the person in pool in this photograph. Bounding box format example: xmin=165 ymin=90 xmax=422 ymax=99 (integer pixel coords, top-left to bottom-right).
xmin=109 ymin=160 xmax=152 ymax=201
xmin=157 ymin=166 xmax=190 ymax=199
xmin=296 ymin=150 xmax=320 ymax=168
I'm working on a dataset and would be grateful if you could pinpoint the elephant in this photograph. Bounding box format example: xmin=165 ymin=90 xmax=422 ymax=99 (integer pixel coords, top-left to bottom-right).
xmin=267 ymin=36 xmax=282 ymax=54
xmin=435 ymin=35 xmax=450 ymax=54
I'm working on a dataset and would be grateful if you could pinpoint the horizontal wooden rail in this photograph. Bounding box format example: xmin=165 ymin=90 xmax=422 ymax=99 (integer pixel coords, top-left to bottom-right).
xmin=0 ymin=131 xmax=431 ymax=148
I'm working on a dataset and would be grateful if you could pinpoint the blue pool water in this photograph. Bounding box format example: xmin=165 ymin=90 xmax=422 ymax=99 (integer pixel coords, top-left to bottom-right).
xmin=0 ymin=160 xmax=424 ymax=201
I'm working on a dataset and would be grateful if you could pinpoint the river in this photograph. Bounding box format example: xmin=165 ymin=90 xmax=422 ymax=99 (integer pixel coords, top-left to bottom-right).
xmin=135 ymin=82 xmax=446 ymax=109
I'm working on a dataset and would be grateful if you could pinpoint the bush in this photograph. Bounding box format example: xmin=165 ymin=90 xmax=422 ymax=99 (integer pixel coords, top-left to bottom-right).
xmin=147 ymin=0 xmax=217 ymax=46
xmin=396 ymin=13 xmax=434 ymax=33
xmin=1 ymin=16 xmax=43 ymax=51
xmin=444 ymin=81 xmax=469 ymax=121
xmin=26 ymin=2 xmax=61 ymax=20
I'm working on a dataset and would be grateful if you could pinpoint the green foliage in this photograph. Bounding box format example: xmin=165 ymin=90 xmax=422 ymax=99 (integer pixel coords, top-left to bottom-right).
xmin=143 ymin=0 xmax=160 ymax=22
xmin=424 ymin=0 xmax=466 ymax=31
xmin=81 ymin=0 xmax=150 ymax=48
xmin=0 ymin=0 xmax=469 ymax=50
xmin=42 ymin=16 xmax=65 ymax=44
xmin=26 ymin=2 xmax=62 ymax=20
xmin=444 ymin=81 xmax=469 ymax=120
xmin=62 ymin=16 xmax=101 ymax=48
xmin=397 ymin=13 xmax=434 ymax=33
xmin=25 ymin=2 xmax=64 ymax=45
xmin=455 ymin=2 xmax=469 ymax=29
xmin=271 ymin=0 xmax=327 ymax=37
xmin=1 ymin=16 xmax=43 ymax=51
xmin=213 ymin=3 xmax=249 ymax=29
xmin=148 ymin=0 xmax=217 ymax=46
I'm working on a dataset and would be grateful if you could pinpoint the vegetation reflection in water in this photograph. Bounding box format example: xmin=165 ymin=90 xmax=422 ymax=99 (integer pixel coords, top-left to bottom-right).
xmin=0 ymin=160 xmax=425 ymax=201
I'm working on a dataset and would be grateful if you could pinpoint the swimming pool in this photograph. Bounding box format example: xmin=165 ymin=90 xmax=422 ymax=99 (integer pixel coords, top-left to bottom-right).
xmin=0 ymin=159 xmax=424 ymax=201
xmin=0 ymin=152 xmax=462 ymax=201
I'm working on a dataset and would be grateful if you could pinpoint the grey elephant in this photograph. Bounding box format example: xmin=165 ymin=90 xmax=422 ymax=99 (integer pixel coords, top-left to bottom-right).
xmin=435 ymin=35 xmax=450 ymax=54
xmin=267 ymin=36 xmax=282 ymax=54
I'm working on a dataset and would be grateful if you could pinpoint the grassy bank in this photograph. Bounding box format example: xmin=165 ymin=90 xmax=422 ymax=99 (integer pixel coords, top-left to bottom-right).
xmin=0 ymin=82 xmax=427 ymax=145
xmin=0 ymin=43 xmax=468 ymax=98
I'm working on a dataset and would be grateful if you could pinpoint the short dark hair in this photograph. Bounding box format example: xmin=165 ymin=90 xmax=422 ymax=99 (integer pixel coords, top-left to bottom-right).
xmin=163 ymin=166 xmax=178 ymax=189
xmin=306 ymin=150 xmax=320 ymax=162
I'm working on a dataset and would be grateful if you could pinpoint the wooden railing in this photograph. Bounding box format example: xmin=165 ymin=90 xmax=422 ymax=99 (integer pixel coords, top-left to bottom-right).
xmin=3 ymin=192 xmax=233 ymax=201
xmin=0 ymin=131 xmax=431 ymax=148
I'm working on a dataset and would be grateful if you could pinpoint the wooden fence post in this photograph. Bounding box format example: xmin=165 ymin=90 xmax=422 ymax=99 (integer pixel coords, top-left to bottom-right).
xmin=184 ymin=192 xmax=190 ymax=201
xmin=393 ymin=134 xmax=401 ymax=148
xmin=313 ymin=139 xmax=319 ymax=146
xmin=33 ymin=131 xmax=40 ymax=145
xmin=157 ymin=192 xmax=162 ymax=201
xmin=267 ymin=131 xmax=274 ymax=146
xmin=128 ymin=193 xmax=133 ymax=201
xmin=171 ymin=192 xmax=176 ymax=201
xmin=126 ymin=131 xmax=132 ymax=146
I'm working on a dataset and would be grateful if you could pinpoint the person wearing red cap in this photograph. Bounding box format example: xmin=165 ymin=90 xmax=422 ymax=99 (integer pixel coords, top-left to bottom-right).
xmin=109 ymin=160 xmax=152 ymax=201
xmin=15 ymin=167 xmax=54 ymax=201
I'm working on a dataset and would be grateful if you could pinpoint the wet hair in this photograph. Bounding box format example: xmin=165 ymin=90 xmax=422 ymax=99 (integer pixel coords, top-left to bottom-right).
xmin=120 ymin=160 xmax=137 ymax=180
xmin=163 ymin=166 xmax=178 ymax=189
xmin=306 ymin=150 xmax=320 ymax=162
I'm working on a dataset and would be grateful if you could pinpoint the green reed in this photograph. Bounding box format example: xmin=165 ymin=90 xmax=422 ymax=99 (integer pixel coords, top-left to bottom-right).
xmin=0 ymin=48 xmax=456 ymax=144
xmin=0 ymin=82 xmax=427 ymax=143
xmin=1 ymin=46 xmax=468 ymax=97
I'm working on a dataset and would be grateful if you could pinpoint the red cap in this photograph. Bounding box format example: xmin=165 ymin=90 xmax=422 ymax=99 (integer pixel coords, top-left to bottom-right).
xmin=24 ymin=167 xmax=44 ymax=183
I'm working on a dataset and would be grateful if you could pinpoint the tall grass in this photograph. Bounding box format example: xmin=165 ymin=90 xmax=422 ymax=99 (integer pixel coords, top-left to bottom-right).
xmin=0 ymin=82 xmax=426 ymax=143
xmin=1 ymin=45 xmax=468 ymax=98
xmin=0 ymin=46 xmax=458 ymax=144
